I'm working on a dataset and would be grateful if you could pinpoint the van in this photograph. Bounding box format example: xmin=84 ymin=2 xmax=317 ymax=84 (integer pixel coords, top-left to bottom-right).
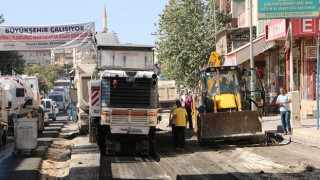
xmin=48 ymin=91 xmax=66 ymax=113
xmin=41 ymin=99 xmax=57 ymax=121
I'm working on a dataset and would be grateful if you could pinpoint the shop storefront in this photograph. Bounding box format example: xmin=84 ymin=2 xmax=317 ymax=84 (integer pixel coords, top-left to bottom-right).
xmin=292 ymin=18 xmax=320 ymax=117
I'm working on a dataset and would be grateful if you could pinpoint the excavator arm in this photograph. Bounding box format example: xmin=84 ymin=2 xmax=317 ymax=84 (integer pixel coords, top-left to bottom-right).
xmin=206 ymin=52 xmax=222 ymax=68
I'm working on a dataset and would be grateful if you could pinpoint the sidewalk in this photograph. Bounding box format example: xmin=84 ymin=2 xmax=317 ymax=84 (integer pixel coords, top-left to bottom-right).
xmin=262 ymin=115 xmax=320 ymax=147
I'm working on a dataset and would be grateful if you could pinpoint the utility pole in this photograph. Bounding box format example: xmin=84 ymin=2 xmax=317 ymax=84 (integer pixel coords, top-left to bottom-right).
xmin=249 ymin=0 xmax=256 ymax=110
xmin=317 ymin=34 xmax=320 ymax=130
xmin=213 ymin=0 xmax=217 ymax=43
xmin=289 ymin=19 xmax=294 ymax=91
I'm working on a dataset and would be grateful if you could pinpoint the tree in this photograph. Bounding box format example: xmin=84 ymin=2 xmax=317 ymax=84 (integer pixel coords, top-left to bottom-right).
xmin=25 ymin=65 xmax=65 ymax=93
xmin=0 ymin=14 xmax=4 ymax=24
xmin=0 ymin=13 xmax=26 ymax=75
xmin=155 ymin=0 xmax=225 ymax=88
xmin=0 ymin=52 xmax=25 ymax=75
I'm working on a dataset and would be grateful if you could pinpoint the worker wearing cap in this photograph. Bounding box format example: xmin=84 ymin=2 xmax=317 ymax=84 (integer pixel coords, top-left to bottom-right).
xmin=172 ymin=100 xmax=188 ymax=151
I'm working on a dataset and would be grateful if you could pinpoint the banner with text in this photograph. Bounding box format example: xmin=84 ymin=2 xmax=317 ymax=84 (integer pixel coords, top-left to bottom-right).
xmin=0 ymin=22 xmax=95 ymax=51
xmin=258 ymin=0 xmax=319 ymax=20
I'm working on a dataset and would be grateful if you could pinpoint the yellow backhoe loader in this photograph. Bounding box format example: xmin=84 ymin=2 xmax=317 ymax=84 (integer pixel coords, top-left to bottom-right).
xmin=194 ymin=52 xmax=265 ymax=145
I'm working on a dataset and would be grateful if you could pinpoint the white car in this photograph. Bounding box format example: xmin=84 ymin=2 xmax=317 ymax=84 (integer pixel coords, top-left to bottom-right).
xmin=40 ymin=104 xmax=49 ymax=126
xmin=41 ymin=98 xmax=57 ymax=121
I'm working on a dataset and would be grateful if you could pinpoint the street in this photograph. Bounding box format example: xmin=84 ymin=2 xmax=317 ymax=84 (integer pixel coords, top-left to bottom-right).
xmin=98 ymin=114 xmax=320 ymax=180
xmin=1 ymin=113 xmax=320 ymax=180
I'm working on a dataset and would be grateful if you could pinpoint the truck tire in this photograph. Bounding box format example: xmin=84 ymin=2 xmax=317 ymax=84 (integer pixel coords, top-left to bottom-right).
xmin=2 ymin=130 xmax=7 ymax=145
xmin=53 ymin=114 xmax=56 ymax=121
xmin=79 ymin=124 xmax=87 ymax=135
xmin=97 ymin=125 xmax=107 ymax=156
xmin=149 ymin=127 xmax=156 ymax=155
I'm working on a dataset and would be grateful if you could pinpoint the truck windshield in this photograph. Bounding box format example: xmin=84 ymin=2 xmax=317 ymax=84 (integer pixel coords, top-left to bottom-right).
xmin=100 ymin=50 xmax=154 ymax=70
xmin=49 ymin=95 xmax=63 ymax=102
xmin=206 ymin=70 xmax=241 ymax=96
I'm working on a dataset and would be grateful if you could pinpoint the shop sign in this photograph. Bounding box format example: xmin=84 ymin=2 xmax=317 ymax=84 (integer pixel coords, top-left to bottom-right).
xmin=292 ymin=18 xmax=320 ymax=36
xmin=258 ymin=0 xmax=319 ymax=20
xmin=306 ymin=46 xmax=317 ymax=58
xmin=224 ymin=53 xmax=237 ymax=66
xmin=265 ymin=19 xmax=286 ymax=41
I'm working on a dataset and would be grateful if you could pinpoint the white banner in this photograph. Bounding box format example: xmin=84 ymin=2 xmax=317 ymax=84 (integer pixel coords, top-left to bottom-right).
xmin=0 ymin=22 xmax=95 ymax=51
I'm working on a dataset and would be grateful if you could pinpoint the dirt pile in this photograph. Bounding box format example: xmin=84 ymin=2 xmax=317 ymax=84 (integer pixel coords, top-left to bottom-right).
xmin=40 ymin=123 xmax=78 ymax=180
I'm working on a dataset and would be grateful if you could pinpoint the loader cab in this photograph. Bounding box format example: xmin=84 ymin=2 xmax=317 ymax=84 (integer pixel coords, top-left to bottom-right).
xmin=200 ymin=66 xmax=265 ymax=112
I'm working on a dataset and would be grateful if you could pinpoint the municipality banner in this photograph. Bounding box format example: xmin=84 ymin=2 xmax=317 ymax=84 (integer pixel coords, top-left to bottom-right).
xmin=0 ymin=22 xmax=95 ymax=51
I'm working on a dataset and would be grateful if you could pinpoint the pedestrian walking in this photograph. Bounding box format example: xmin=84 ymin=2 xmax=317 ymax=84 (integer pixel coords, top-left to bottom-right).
xmin=184 ymin=91 xmax=193 ymax=130
xmin=276 ymin=87 xmax=292 ymax=135
xmin=172 ymin=100 xmax=188 ymax=151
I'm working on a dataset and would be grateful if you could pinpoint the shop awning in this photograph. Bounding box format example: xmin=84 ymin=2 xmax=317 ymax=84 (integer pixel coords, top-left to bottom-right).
xmin=224 ymin=36 xmax=276 ymax=66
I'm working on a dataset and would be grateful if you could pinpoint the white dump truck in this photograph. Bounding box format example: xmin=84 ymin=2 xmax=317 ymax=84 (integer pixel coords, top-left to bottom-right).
xmin=158 ymin=80 xmax=178 ymax=109
xmin=73 ymin=64 xmax=97 ymax=134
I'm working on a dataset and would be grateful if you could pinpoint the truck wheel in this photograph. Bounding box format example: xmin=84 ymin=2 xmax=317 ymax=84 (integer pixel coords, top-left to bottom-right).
xmin=0 ymin=130 xmax=3 ymax=147
xmin=97 ymin=125 xmax=107 ymax=156
xmin=149 ymin=127 xmax=156 ymax=155
xmin=2 ymin=130 xmax=7 ymax=145
xmin=79 ymin=124 xmax=87 ymax=135
xmin=38 ymin=127 xmax=43 ymax=135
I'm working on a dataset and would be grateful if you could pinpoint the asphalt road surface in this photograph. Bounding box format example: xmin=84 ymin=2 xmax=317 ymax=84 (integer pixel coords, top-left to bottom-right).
xmin=0 ymin=115 xmax=68 ymax=180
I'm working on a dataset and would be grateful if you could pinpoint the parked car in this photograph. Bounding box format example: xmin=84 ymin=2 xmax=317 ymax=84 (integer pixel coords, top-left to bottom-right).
xmin=52 ymin=101 xmax=60 ymax=115
xmin=40 ymin=104 xmax=49 ymax=126
xmin=41 ymin=98 xmax=57 ymax=121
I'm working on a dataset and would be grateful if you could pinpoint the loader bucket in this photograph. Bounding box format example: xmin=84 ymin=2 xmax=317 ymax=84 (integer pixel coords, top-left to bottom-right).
xmin=199 ymin=110 xmax=263 ymax=142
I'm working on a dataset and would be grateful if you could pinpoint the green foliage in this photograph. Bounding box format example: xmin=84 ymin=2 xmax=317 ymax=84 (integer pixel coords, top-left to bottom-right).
xmin=0 ymin=52 xmax=25 ymax=75
xmin=25 ymin=65 xmax=65 ymax=92
xmin=0 ymin=14 xmax=4 ymax=24
xmin=155 ymin=0 xmax=217 ymax=88
xmin=216 ymin=12 xmax=232 ymax=26
xmin=0 ymin=14 xmax=26 ymax=75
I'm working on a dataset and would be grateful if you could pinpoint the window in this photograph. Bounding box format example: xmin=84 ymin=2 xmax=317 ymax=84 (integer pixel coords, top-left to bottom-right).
xmin=49 ymin=95 xmax=63 ymax=102
xmin=45 ymin=101 xmax=51 ymax=108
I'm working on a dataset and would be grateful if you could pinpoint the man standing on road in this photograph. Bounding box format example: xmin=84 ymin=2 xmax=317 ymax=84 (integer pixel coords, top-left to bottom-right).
xmin=184 ymin=91 xmax=193 ymax=130
xmin=172 ymin=100 xmax=188 ymax=151
xmin=169 ymin=99 xmax=179 ymax=147
xmin=276 ymin=87 xmax=292 ymax=135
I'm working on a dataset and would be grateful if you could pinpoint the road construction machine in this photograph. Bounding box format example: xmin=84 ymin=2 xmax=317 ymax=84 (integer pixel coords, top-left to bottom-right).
xmin=89 ymin=43 xmax=158 ymax=155
xmin=195 ymin=52 xmax=265 ymax=145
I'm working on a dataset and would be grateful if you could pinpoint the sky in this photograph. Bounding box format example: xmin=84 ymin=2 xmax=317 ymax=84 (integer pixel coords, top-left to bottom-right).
xmin=0 ymin=0 xmax=168 ymax=45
